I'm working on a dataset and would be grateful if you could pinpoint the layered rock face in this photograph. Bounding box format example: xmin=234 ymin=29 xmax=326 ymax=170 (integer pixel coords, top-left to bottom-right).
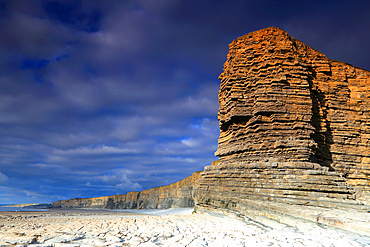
xmin=52 ymin=171 xmax=202 ymax=209
xmin=197 ymin=27 xmax=370 ymax=211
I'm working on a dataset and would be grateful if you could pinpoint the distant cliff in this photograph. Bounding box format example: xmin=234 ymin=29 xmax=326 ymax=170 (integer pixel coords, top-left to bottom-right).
xmin=52 ymin=171 xmax=202 ymax=209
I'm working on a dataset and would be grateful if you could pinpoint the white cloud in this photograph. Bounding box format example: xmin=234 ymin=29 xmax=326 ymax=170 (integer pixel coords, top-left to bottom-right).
xmin=99 ymin=169 xmax=142 ymax=191
xmin=181 ymin=138 xmax=199 ymax=148
xmin=154 ymin=118 xmax=219 ymax=156
xmin=115 ymin=179 xmax=142 ymax=191
xmin=110 ymin=116 xmax=163 ymax=142
xmin=53 ymin=145 xmax=138 ymax=156
xmin=0 ymin=172 xmax=8 ymax=184
xmin=29 ymin=163 xmax=61 ymax=169
xmin=23 ymin=190 xmax=44 ymax=197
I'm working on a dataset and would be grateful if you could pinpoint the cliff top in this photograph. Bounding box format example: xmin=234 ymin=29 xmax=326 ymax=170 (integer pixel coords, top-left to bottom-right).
xmin=232 ymin=26 xmax=370 ymax=75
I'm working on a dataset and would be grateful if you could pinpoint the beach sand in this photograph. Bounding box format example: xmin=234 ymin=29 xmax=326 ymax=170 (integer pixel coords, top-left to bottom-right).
xmin=0 ymin=208 xmax=368 ymax=246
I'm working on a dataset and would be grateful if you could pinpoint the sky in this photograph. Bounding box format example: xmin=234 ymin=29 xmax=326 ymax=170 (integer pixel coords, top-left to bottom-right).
xmin=1 ymin=0 xmax=370 ymax=205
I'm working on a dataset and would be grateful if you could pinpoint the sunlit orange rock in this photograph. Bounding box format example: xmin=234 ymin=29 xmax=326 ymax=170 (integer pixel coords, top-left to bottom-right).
xmin=197 ymin=27 xmax=370 ymax=211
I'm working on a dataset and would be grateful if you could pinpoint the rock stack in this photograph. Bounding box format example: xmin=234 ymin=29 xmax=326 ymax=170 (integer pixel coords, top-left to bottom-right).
xmin=197 ymin=27 xmax=370 ymax=211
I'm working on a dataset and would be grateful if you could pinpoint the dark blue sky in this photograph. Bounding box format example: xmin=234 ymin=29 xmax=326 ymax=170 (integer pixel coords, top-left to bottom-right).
xmin=1 ymin=0 xmax=369 ymax=204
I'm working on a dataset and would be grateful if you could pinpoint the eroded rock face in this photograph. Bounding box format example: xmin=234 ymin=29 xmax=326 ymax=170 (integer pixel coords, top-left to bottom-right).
xmin=52 ymin=171 xmax=202 ymax=209
xmin=197 ymin=27 xmax=370 ymax=211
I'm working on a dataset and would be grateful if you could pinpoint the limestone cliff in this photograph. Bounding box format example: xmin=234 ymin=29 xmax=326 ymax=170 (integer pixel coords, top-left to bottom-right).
xmin=197 ymin=27 xmax=370 ymax=212
xmin=52 ymin=171 xmax=202 ymax=209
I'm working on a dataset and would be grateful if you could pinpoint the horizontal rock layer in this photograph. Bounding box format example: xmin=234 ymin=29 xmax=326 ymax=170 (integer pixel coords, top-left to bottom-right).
xmin=52 ymin=171 xmax=202 ymax=209
xmin=198 ymin=27 xmax=370 ymax=212
xmin=198 ymin=161 xmax=368 ymax=210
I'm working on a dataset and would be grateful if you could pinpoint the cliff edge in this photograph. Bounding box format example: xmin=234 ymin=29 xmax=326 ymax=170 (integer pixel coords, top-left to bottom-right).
xmin=52 ymin=171 xmax=202 ymax=209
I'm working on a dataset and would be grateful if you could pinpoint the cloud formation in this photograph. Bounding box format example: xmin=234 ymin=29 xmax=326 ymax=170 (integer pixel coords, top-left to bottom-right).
xmin=0 ymin=172 xmax=7 ymax=184
xmin=0 ymin=0 xmax=369 ymax=204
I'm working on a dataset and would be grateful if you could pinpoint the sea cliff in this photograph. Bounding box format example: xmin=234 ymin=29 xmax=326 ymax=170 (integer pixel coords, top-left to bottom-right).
xmin=198 ymin=27 xmax=370 ymax=210
xmin=196 ymin=27 xmax=370 ymax=235
xmin=52 ymin=171 xmax=202 ymax=209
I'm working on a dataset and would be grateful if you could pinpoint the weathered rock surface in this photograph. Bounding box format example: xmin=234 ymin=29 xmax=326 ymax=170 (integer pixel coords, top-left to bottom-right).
xmin=52 ymin=171 xmax=202 ymax=209
xmin=197 ymin=27 xmax=370 ymax=219
xmin=1 ymin=210 xmax=369 ymax=246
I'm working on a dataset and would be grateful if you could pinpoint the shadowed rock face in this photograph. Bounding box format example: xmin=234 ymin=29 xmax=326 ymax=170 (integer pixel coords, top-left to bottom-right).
xmin=52 ymin=172 xmax=202 ymax=209
xmin=197 ymin=27 xmax=370 ymax=211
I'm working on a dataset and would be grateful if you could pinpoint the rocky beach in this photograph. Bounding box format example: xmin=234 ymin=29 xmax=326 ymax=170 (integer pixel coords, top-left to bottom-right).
xmin=1 ymin=1 xmax=370 ymax=245
xmin=2 ymin=27 xmax=370 ymax=246
xmin=1 ymin=208 xmax=369 ymax=247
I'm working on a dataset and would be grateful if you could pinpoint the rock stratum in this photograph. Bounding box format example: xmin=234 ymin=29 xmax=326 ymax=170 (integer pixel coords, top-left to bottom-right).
xmin=52 ymin=171 xmax=202 ymax=209
xmin=197 ymin=27 xmax=370 ymax=216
